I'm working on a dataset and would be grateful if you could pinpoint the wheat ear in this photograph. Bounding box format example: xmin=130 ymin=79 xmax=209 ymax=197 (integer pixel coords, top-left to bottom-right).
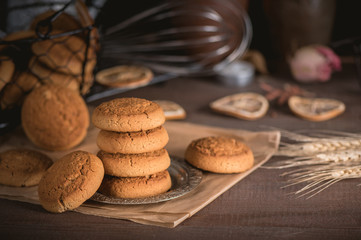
xmin=281 ymin=165 xmax=361 ymax=199
xmin=265 ymin=150 xmax=361 ymax=169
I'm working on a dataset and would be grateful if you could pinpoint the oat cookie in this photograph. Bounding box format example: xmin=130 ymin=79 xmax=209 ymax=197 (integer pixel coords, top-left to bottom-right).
xmin=185 ymin=136 xmax=254 ymax=173
xmin=97 ymin=149 xmax=170 ymax=177
xmin=38 ymin=151 xmax=104 ymax=213
xmin=30 ymin=10 xmax=82 ymax=33
xmin=92 ymin=97 xmax=165 ymax=132
xmin=0 ymin=58 xmax=15 ymax=93
xmin=0 ymin=71 xmax=40 ymax=110
xmin=21 ymin=85 xmax=89 ymax=151
xmin=0 ymin=149 xmax=53 ymax=187
xmin=97 ymin=126 xmax=169 ymax=154
xmin=31 ymin=34 xmax=94 ymax=76
xmin=99 ymin=170 xmax=171 ymax=199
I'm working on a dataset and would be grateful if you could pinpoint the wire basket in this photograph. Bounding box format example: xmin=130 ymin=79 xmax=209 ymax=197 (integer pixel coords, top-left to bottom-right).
xmin=0 ymin=0 xmax=99 ymax=134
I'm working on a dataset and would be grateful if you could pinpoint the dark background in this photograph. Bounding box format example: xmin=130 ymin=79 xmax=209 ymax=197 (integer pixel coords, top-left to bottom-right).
xmin=1 ymin=0 xmax=361 ymax=63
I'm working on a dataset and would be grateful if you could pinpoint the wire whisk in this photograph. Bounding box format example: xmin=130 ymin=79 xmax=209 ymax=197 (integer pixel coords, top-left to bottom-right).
xmin=99 ymin=0 xmax=252 ymax=75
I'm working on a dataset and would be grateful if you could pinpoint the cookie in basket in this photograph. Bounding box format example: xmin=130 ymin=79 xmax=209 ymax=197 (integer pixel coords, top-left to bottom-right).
xmin=210 ymin=92 xmax=269 ymax=120
xmin=97 ymin=148 xmax=170 ymax=177
xmin=185 ymin=136 xmax=254 ymax=173
xmin=92 ymin=97 xmax=165 ymax=132
xmin=0 ymin=30 xmax=36 ymax=52
xmin=31 ymin=34 xmax=95 ymax=76
xmin=99 ymin=170 xmax=171 ymax=199
xmin=0 ymin=149 xmax=53 ymax=187
xmin=38 ymin=151 xmax=104 ymax=213
xmin=0 ymin=71 xmax=40 ymax=110
xmin=30 ymin=10 xmax=82 ymax=33
xmin=29 ymin=57 xmax=80 ymax=92
xmin=21 ymin=84 xmax=89 ymax=151
xmin=96 ymin=126 xmax=169 ymax=154
xmin=0 ymin=58 xmax=15 ymax=93
xmin=95 ymin=65 xmax=153 ymax=88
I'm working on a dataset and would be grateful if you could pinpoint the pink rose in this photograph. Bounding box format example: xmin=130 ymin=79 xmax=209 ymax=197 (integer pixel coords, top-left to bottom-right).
xmin=289 ymin=45 xmax=341 ymax=83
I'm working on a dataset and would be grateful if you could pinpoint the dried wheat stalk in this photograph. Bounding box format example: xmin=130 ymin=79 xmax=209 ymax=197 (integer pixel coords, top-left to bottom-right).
xmin=266 ymin=150 xmax=361 ymax=169
xmin=266 ymin=129 xmax=361 ymax=198
xmin=277 ymin=129 xmax=361 ymax=156
xmin=282 ymin=165 xmax=361 ymax=199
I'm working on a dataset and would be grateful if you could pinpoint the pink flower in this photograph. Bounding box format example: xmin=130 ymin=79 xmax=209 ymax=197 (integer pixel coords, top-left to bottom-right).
xmin=289 ymin=45 xmax=341 ymax=83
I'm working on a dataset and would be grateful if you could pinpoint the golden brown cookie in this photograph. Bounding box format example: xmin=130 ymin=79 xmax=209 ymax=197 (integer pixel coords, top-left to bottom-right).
xmin=75 ymin=0 xmax=100 ymax=51
xmin=92 ymin=97 xmax=165 ymax=132
xmin=38 ymin=151 xmax=104 ymax=213
xmin=98 ymin=170 xmax=171 ymax=199
xmin=29 ymin=57 xmax=80 ymax=92
xmin=1 ymin=30 xmax=35 ymax=41
xmin=30 ymin=10 xmax=82 ymax=33
xmin=0 ymin=58 xmax=15 ymax=93
xmin=95 ymin=65 xmax=153 ymax=88
xmin=0 ymin=30 xmax=36 ymax=52
xmin=31 ymin=34 xmax=95 ymax=76
xmin=79 ymin=56 xmax=97 ymax=95
xmin=185 ymin=136 xmax=254 ymax=173
xmin=97 ymin=126 xmax=169 ymax=154
xmin=0 ymin=149 xmax=53 ymax=187
xmin=21 ymin=85 xmax=89 ymax=151
xmin=97 ymin=148 xmax=170 ymax=177
xmin=0 ymin=71 xmax=40 ymax=110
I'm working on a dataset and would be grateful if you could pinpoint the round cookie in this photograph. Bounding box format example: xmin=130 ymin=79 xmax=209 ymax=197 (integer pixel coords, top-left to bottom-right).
xmin=38 ymin=151 xmax=104 ymax=213
xmin=0 ymin=149 xmax=53 ymax=187
xmin=97 ymin=148 xmax=170 ymax=177
xmin=97 ymin=126 xmax=169 ymax=154
xmin=29 ymin=57 xmax=80 ymax=92
xmin=31 ymin=34 xmax=94 ymax=76
xmin=185 ymin=136 xmax=254 ymax=174
xmin=30 ymin=10 xmax=82 ymax=33
xmin=21 ymin=84 xmax=89 ymax=151
xmin=92 ymin=97 xmax=165 ymax=132
xmin=0 ymin=58 xmax=15 ymax=93
xmin=0 ymin=71 xmax=40 ymax=110
xmin=0 ymin=30 xmax=36 ymax=52
xmin=99 ymin=170 xmax=171 ymax=199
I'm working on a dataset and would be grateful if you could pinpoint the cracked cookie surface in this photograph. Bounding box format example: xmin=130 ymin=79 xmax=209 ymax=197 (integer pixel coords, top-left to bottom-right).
xmin=99 ymin=170 xmax=171 ymax=199
xmin=92 ymin=97 xmax=165 ymax=132
xmin=38 ymin=151 xmax=104 ymax=213
xmin=21 ymin=85 xmax=89 ymax=151
xmin=97 ymin=148 xmax=170 ymax=177
xmin=185 ymin=136 xmax=254 ymax=173
xmin=96 ymin=126 xmax=169 ymax=154
xmin=0 ymin=149 xmax=53 ymax=187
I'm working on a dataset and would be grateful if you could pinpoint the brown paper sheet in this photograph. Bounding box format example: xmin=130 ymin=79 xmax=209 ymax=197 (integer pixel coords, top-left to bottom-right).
xmin=0 ymin=121 xmax=280 ymax=228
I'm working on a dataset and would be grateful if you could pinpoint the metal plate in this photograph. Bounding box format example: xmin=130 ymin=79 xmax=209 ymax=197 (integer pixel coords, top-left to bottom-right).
xmin=90 ymin=157 xmax=202 ymax=205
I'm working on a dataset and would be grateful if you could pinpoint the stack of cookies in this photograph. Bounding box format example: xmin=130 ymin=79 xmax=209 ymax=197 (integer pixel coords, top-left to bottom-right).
xmin=92 ymin=97 xmax=172 ymax=198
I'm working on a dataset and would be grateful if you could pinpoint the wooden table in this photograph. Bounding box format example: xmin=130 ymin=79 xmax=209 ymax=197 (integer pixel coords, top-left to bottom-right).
xmin=1 ymin=64 xmax=361 ymax=239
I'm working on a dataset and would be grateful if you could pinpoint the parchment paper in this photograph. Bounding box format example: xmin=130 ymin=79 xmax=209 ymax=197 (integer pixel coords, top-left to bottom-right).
xmin=0 ymin=121 xmax=280 ymax=228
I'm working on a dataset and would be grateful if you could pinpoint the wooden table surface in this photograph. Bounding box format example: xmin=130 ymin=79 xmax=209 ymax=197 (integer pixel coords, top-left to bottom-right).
xmin=1 ymin=64 xmax=361 ymax=240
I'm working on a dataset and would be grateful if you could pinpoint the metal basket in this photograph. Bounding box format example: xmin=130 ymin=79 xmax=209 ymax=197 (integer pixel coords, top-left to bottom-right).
xmin=0 ymin=0 xmax=99 ymax=134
